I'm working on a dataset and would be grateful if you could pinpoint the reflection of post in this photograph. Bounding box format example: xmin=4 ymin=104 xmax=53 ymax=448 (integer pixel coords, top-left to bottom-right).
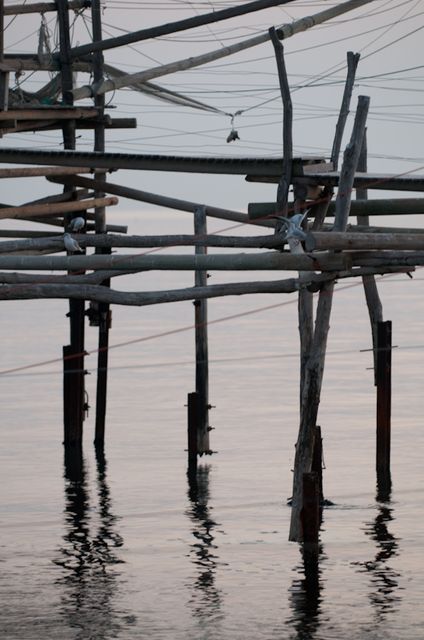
xmin=288 ymin=544 xmax=324 ymax=640
xmin=358 ymin=489 xmax=401 ymax=622
xmin=186 ymin=465 xmax=223 ymax=624
xmin=54 ymin=447 xmax=126 ymax=639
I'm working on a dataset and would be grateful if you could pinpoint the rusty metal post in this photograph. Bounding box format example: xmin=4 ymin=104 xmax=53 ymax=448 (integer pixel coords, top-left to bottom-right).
xmin=187 ymin=392 xmax=199 ymax=473
xmin=376 ymin=320 xmax=392 ymax=481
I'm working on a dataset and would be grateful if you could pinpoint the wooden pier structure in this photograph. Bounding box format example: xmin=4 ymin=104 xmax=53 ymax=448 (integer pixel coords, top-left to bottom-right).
xmin=0 ymin=0 xmax=422 ymax=543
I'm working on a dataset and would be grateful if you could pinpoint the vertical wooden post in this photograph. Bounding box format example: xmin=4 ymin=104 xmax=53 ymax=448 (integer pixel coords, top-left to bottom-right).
xmin=194 ymin=206 xmax=210 ymax=454
xmin=187 ymin=392 xmax=199 ymax=474
xmin=63 ymin=346 xmax=84 ymax=445
xmin=57 ymin=0 xmax=85 ymax=446
xmin=357 ymin=130 xmax=383 ymax=384
xmin=376 ymin=320 xmax=391 ymax=480
xmin=301 ymin=472 xmax=320 ymax=544
xmin=311 ymin=425 xmax=323 ymax=505
xmin=289 ymin=95 xmax=370 ymax=542
xmin=0 ymin=2 xmax=9 ymax=113
xmin=91 ymin=0 xmax=111 ymax=447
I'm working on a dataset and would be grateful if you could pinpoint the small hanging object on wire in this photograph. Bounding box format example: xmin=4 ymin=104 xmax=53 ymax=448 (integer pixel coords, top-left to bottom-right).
xmin=226 ymin=113 xmax=240 ymax=143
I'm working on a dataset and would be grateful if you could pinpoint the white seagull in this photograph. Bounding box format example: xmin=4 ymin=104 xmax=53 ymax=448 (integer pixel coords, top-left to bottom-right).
xmin=63 ymin=233 xmax=83 ymax=253
xmin=68 ymin=216 xmax=85 ymax=232
xmin=275 ymin=211 xmax=308 ymax=240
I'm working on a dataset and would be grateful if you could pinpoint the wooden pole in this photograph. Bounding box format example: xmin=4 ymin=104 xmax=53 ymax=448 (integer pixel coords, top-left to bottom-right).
xmin=269 ymin=26 xmax=313 ymax=408
xmin=0 ymin=196 xmax=118 ymax=220
xmin=68 ymin=0 xmax=298 ymax=58
xmin=57 ymin=0 xmax=86 ymax=446
xmin=357 ymin=131 xmax=383 ymax=384
xmin=376 ymin=321 xmax=391 ymax=482
xmin=269 ymin=27 xmax=292 ymax=222
xmin=91 ymin=0 xmax=110 ymax=447
xmin=69 ymin=0 xmax=377 ymax=101
xmin=0 ymin=166 xmax=104 ymax=178
xmin=0 ymin=266 xmax=410 ymax=304
xmin=48 ymin=173 xmax=274 ymax=228
xmin=311 ymin=425 xmax=323 ymax=505
xmin=194 ymin=207 xmax=211 ymax=454
xmin=0 ymin=1 xmax=9 ymax=113
xmin=5 ymin=0 xmax=90 ymax=15
xmin=301 ymin=472 xmax=320 ymax=544
xmin=0 ymin=250 xmax=350 ymax=271
xmin=305 ymin=230 xmax=424 ymax=251
xmin=289 ymin=95 xmax=369 ymax=542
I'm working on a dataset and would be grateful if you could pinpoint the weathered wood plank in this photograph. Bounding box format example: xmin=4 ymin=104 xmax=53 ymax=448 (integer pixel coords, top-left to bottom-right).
xmin=0 ymin=251 xmax=350 ymax=271
xmin=0 ymin=196 xmax=118 ymax=220
xmin=0 ymin=266 xmax=410 ymax=305
xmin=4 ymin=0 xmax=90 ymax=15
xmin=305 ymin=231 xmax=424 ymax=251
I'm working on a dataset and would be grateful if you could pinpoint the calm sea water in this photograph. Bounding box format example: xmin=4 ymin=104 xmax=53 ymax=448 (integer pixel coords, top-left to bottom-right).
xmin=1 ymin=211 xmax=424 ymax=639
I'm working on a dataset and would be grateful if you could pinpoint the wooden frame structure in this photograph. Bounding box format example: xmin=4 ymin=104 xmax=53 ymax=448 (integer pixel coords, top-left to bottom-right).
xmin=1 ymin=0 xmax=422 ymax=542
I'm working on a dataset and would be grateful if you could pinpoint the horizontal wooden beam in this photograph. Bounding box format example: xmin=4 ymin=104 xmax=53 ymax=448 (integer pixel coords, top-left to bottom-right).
xmin=248 ymin=198 xmax=424 ymax=219
xmin=0 ymin=251 xmax=350 ymax=272
xmin=0 ymin=108 xmax=99 ymax=121
xmin=68 ymin=0 xmax=375 ymax=100
xmin=0 ymin=147 xmax=292 ymax=176
xmin=352 ymin=251 xmax=424 ymax=268
xmin=247 ymin=171 xmax=424 ymax=191
xmin=4 ymin=0 xmax=90 ymax=15
xmin=67 ymin=0 xmax=297 ymax=59
xmin=1 ymin=117 xmax=138 ymax=135
xmin=48 ymin=173 xmax=274 ymax=227
xmin=0 ymin=196 xmax=118 ymax=220
xmin=0 ymin=266 xmax=411 ymax=305
xmin=0 ymin=232 xmax=284 ymax=254
xmin=0 ymin=166 xmax=106 ymax=178
xmin=306 ymin=231 xmax=424 ymax=251
xmin=1 ymin=148 xmax=422 ymax=193
xmin=0 ymin=57 xmax=91 ymax=72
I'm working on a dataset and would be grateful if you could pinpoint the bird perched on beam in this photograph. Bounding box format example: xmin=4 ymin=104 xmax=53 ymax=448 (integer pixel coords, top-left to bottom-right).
xmin=275 ymin=212 xmax=308 ymax=241
xmin=68 ymin=216 xmax=85 ymax=232
xmin=63 ymin=233 xmax=83 ymax=253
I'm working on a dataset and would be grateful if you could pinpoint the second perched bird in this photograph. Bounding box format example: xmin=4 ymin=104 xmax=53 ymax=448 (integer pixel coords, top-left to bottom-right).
xmin=63 ymin=233 xmax=83 ymax=253
xmin=68 ymin=216 xmax=85 ymax=232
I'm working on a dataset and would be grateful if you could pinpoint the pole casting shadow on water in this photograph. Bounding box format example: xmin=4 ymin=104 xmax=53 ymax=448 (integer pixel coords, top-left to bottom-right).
xmin=53 ymin=445 xmax=131 ymax=639
xmin=186 ymin=464 xmax=225 ymax=628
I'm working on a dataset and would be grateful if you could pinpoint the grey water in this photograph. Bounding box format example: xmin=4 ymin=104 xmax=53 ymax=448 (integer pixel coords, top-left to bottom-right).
xmin=1 ymin=211 xmax=424 ymax=639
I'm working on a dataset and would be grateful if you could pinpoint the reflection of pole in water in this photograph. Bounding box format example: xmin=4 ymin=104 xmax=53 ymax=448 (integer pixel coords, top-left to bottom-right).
xmin=288 ymin=543 xmax=324 ymax=640
xmin=53 ymin=446 xmax=128 ymax=639
xmin=359 ymin=482 xmax=401 ymax=622
xmin=186 ymin=465 xmax=224 ymax=624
